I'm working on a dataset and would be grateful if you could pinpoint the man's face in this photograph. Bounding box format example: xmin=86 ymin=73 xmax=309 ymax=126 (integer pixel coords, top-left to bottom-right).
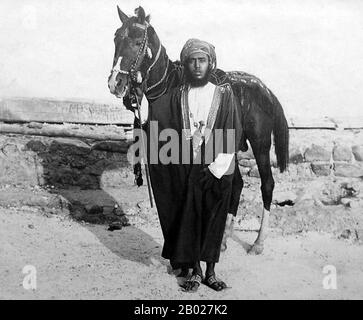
xmin=186 ymin=52 xmax=210 ymax=81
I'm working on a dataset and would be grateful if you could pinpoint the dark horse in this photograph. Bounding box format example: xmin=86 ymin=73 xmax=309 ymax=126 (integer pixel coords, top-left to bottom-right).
xmin=108 ymin=6 xmax=289 ymax=255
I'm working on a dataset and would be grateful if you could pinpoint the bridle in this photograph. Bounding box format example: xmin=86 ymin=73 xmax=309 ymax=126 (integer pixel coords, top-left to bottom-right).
xmin=111 ymin=21 xmax=167 ymax=96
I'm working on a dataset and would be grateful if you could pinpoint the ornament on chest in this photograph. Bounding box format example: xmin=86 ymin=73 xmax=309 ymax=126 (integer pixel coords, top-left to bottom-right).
xmin=189 ymin=111 xmax=206 ymax=130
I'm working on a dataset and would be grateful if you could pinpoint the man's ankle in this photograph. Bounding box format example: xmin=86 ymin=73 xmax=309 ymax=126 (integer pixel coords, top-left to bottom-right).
xmin=205 ymin=271 xmax=215 ymax=279
xmin=192 ymin=265 xmax=202 ymax=277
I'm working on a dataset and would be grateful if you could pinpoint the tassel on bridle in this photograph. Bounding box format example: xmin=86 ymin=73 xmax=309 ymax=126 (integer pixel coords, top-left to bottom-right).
xmin=134 ymin=162 xmax=143 ymax=186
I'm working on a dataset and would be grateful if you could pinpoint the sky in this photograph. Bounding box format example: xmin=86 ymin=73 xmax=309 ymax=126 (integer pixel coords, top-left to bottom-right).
xmin=0 ymin=0 xmax=362 ymax=118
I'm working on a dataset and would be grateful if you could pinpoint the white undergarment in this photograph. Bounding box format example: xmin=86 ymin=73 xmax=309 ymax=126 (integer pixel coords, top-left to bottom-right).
xmin=187 ymin=82 xmax=216 ymax=135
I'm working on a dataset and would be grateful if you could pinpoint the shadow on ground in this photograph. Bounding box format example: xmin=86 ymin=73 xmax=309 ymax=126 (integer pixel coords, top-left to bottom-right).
xmin=25 ymin=138 xmax=167 ymax=267
xmin=84 ymin=224 xmax=168 ymax=267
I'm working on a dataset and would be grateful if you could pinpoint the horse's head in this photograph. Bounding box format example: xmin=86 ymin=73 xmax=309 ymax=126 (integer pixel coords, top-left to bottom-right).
xmin=108 ymin=6 xmax=152 ymax=99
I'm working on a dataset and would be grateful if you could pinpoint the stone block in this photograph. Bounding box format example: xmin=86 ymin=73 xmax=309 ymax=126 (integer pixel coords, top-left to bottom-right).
xmin=334 ymin=163 xmax=363 ymax=178
xmin=304 ymin=144 xmax=331 ymax=162
xmin=332 ymin=145 xmax=352 ymax=162
xmin=1 ymin=143 xmax=20 ymax=156
xmin=352 ymin=145 xmax=363 ymax=161
xmin=24 ymin=140 xmax=47 ymax=153
xmin=311 ymin=162 xmax=331 ymax=176
xmin=249 ymin=166 xmax=260 ymax=178
xmin=289 ymin=147 xmax=304 ymax=164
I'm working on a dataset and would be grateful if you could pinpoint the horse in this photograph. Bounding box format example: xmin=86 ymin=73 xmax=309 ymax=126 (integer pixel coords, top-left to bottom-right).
xmin=108 ymin=6 xmax=289 ymax=255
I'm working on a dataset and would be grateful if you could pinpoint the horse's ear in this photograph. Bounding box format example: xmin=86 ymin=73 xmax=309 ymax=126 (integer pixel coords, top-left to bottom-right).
xmin=145 ymin=14 xmax=151 ymax=24
xmin=135 ymin=6 xmax=146 ymax=24
xmin=117 ymin=5 xmax=128 ymax=24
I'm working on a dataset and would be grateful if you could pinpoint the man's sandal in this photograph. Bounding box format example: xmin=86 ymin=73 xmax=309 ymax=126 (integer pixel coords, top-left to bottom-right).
xmin=202 ymin=274 xmax=228 ymax=291
xmin=181 ymin=273 xmax=203 ymax=292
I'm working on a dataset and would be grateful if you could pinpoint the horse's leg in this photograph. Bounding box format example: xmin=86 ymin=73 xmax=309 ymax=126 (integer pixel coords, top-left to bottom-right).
xmin=243 ymin=106 xmax=274 ymax=255
xmin=221 ymin=161 xmax=243 ymax=252
xmin=248 ymin=143 xmax=274 ymax=255
xmin=221 ymin=213 xmax=235 ymax=252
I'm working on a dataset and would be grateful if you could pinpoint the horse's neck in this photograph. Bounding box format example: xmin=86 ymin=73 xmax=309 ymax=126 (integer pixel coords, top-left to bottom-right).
xmin=144 ymin=46 xmax=169 ymax=99
xmin=144 ymin=35 xmax=183 ymax=102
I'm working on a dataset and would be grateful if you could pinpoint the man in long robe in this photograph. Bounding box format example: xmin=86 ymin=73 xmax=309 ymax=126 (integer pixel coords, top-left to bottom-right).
xmin=146 ymin=39 xmax=242 ymax=292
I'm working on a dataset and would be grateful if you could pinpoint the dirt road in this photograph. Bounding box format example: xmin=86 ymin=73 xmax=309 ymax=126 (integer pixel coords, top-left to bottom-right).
xmin=1 ymin=203 xmax=362 ymax=300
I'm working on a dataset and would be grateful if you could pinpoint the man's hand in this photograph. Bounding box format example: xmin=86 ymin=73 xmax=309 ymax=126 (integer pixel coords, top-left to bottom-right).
xmin=123 ymin=87 xmax=144 ymax=112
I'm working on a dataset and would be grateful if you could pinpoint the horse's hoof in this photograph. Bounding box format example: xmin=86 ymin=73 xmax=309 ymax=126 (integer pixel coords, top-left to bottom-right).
xmin=248 ymin=243 xmax=264 ymax=255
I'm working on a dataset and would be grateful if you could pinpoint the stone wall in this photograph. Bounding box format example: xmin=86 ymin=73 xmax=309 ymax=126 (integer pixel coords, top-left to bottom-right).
xmin=238 ymin=129 xmax=363 ymax=179
xmin=0 ymin=128 xmax=363 ymax=190
xmin=0 ymin=134 xmax=133 ymax=189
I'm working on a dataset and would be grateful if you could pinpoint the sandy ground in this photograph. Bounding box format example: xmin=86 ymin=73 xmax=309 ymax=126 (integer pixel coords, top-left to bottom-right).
xmin=1 ymin=200 xmax=363 ymax=300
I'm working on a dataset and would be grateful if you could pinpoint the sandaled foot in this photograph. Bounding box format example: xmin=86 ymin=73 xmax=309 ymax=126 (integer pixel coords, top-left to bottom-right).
xmin=202 ymin=274 xmax=228 ymax=291
xmin=181 ymin=273 xmax=202 ymax=292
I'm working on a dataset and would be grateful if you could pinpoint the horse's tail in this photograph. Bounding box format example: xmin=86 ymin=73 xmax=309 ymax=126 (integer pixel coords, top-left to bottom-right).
xmin=272 ymin=94 xmax=289 ymax=172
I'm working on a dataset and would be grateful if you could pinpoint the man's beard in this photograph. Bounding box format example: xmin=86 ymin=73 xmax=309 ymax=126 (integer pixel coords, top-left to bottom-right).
xmin=184 ymin=68 xmax=211 ymax=87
